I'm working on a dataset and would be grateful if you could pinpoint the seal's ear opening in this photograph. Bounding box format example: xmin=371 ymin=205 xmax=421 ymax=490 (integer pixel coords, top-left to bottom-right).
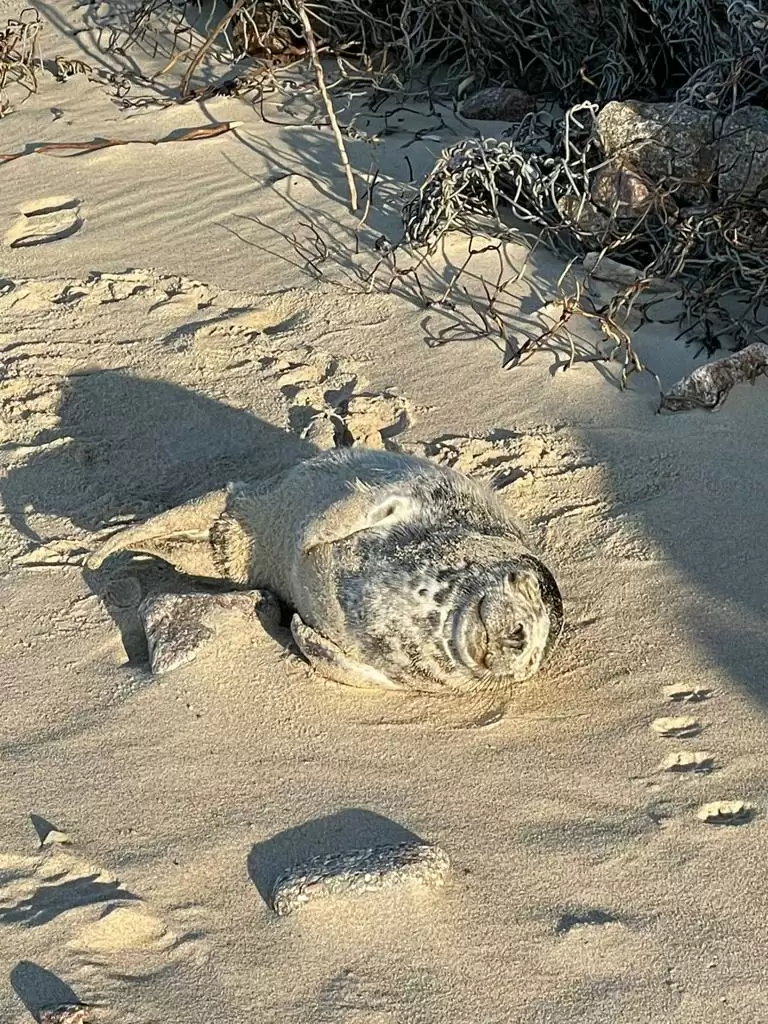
xmin=519 ymin=555 xmax=564 ymax=660
xmin=367 ymin=493 xmax=417 ymax=530
xmin=301 ymin=489 xmax=419 ymax=553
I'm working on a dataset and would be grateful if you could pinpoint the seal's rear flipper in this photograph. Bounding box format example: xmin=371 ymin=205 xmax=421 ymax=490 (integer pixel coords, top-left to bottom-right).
xmin=86 ymin=488 xmax=233 ymax=579
xmin=290 ymin=614 xmax=403 ymax=691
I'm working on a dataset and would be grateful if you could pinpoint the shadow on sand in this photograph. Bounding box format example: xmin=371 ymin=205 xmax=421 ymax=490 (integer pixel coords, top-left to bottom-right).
xmin=1 ymin=369 xmax=317 ymax=663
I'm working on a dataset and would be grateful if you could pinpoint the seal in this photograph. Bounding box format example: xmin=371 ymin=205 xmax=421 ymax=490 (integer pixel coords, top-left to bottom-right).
xmin=87 ymin=446 xmax=563 ymax=693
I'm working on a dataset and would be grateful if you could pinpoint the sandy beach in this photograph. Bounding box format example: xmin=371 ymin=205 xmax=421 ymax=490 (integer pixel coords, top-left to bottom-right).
xmin=2 ymin=3 xmax=768 ymax=1022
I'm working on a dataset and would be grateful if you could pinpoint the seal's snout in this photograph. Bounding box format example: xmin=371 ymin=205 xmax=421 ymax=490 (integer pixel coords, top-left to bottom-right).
xmin=498 ymin=621 xmax=527 ymax=653
xmin=459 ymin=567 xmax=551 ymax=682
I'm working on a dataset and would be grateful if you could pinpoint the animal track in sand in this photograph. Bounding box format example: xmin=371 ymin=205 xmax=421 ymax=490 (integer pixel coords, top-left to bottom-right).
xmin=5 ymin=196 xmax=83 ymax=248
xmin=554 ymin=908 xmax=622 ymax=935
xmin=649 ymin=687 xmax=761 ymax=825
xmin=0 ymin=845 xmax=191 ymax=961
xmin=650 ymin=716 xmax=702 ymax=738
xmin=658 ymin=751 xmax=716 ymax=774
xmin=261 ymin=351 xmax=411 ymax=449
xmin=662 ymin=684 xmax=713 ymax=703
xmin=697 ymin=801 xmax=755 ymax=826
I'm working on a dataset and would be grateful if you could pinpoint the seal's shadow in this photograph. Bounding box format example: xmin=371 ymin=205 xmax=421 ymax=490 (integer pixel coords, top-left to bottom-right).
xmin=1 ymin=370 xmax=317 ymax=663
xmin=247 ymin=809 xmax=423 ymax=907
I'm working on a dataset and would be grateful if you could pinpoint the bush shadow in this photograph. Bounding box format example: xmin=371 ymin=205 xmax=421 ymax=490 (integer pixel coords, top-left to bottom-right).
xmin=2 ymin=370 xmax=316 ymax=663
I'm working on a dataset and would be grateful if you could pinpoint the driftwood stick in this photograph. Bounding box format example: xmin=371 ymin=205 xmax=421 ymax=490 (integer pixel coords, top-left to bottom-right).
xmin=295 ymin=0 xmax=358 ymax=213
xmin=660 ymin=342 xmax=768 ymax=412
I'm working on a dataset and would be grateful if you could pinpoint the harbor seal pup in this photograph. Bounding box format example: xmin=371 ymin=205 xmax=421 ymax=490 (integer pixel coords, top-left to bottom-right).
xmin=87 ymin=446 xmax=563 ymax=693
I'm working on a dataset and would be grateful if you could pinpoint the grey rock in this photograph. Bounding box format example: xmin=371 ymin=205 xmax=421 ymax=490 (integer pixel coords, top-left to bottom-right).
xmin=597 ymin=101 xmax=717 ymax=198
xmin=270 ymin=840 xmax=451 ymax=916
xmin=590 ymin=161 xmax=657 ymax=219
xmin=460 ymin=87 xmax=538 ymax=122
xmin=718 ymin=106 xmax=768 ymax=200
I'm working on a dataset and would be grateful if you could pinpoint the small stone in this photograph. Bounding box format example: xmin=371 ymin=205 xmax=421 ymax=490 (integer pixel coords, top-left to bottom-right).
xmin=460 ymin=87 xmax=538 ymax=122
xmin=269 ymin=840 xmax=450 ymax=916
xmin=660 ymin=342 xmax=768 ymax=413
xmin=718 ymin=106 xmax=768 ymax=200
xmin=597 ymin=101 xmax=717 ymax=199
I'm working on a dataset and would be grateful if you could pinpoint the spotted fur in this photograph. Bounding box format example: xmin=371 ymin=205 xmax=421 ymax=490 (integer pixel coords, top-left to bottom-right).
xmin=87 ymin=446 xmax=563 ymax=693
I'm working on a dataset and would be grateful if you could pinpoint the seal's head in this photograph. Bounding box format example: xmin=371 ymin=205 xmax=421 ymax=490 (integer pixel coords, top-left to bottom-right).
xmin=451 ymin=557 xmax=563 ymax=686
xmin=337 ymin=529 xmax=564 ymax=693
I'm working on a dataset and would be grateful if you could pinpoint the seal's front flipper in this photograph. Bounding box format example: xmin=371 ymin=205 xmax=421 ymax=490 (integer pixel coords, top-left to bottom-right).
xmin=86 ymin=488 xmax=233 ymax=579
xmin=290 ymin=614 xmax=403 ymax=691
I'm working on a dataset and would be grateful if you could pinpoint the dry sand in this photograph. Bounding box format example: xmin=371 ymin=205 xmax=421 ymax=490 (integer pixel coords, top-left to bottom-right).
xmin=2 ymin=4 xmax=768 ymax=1023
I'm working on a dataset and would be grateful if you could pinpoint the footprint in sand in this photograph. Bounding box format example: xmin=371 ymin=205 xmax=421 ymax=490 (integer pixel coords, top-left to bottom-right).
xmin=0 ymin=843 xmax=193 ymax=962
xmin=697 ymin=801 xmax=755 ymax=826
xmin=649 ymin=693 xmax=761 ymax=824
xmin=662 ymin=684 xmax=713 ymax=703
xmin=658 ymin=751 xmax=715 ymax=774
xmin=5 ymin=196 xmax=83 ymax=249
xmin=554 ymin=909 xmax=621 ymax=934
xmin=265 ymin=351 xmax=411 ymax=449
xmin=71 ymin=905 xmax=177 ymax=955
xmin=650 ymin=715 xmax=702 ymax=738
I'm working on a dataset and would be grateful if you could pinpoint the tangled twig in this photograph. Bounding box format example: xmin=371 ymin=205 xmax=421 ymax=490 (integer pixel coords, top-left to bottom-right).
xmin=399 ymin=102 xmax=768 ymax=374
xmin=0 ymin=8 xmax=43 ymax=115
xmin=91 ymin=0 xmax=768 ymax=112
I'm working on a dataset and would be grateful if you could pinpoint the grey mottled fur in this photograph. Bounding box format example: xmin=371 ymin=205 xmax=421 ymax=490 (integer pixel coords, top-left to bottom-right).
xmin=87 ymin=447 xmax=563 ymax=694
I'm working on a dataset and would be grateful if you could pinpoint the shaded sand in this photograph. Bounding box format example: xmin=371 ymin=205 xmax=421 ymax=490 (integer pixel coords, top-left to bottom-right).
xmin=2 ymin=4 xmax=768 ymax=1023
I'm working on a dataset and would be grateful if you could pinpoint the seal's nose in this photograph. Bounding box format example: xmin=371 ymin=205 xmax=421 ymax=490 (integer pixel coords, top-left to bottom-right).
xmin=501 ymin=623 xmax=527 ymax=652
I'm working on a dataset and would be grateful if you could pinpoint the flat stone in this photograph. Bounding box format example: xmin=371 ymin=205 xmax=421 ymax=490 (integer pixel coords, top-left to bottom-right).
xmin=270 ymin=840 xmax=450 ymax=916
xmin=718 ymin=106 xmax=768 ymax=199
xmin=140 ymin=590 xmax=281 ymax=675
xmin=597 ymin=101 xmax=717 ymax=198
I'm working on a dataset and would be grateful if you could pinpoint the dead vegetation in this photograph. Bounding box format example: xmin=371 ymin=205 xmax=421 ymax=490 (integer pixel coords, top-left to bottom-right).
xmin=0 ymin=8 xmax=43 ymax=117
xmin=34 ymin=2 xmax=768 ymax=383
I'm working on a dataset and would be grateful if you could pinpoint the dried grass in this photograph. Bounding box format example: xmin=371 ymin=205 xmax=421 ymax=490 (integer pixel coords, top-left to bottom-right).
xmin=90 ymin=1 xmax=768 ymax=378
xmin=0 ymin=7 xmax=43 ymax=117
